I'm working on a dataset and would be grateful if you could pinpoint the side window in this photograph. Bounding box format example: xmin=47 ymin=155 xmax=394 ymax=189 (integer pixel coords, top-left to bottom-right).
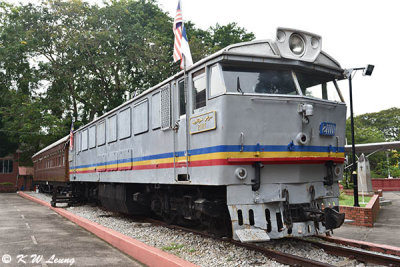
xmin=0 ymin=160 xmax=3 ymax=173
xmin=178 ymin=80 xmax=185 ymax=116
xmin=107 ymin=115 xmax=117 ymax=143
xmin=119 ymin=107 xmax=131 ymax=139
xmin=89 ymin=125 xmax=96 ymax=148
xmin=81 ymin=129 xmax=88 ymax=151
xmin=97 ymin=120 xmax=106 ymax=146
xmin=133 ymin=99 xmax=149 ymax=135
xmin=152 ymin=92 xmax=161 ymax=130
xmin=209 ymin=64 xmax=226 ymax=97
xmin=193 ymin=69 xmax=206 ymax=110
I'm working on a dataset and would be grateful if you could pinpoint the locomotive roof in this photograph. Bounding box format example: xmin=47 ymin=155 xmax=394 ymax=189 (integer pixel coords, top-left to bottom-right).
xmin=32 ymin=135 xmax=69 ymax=159
xmin=59 ymin=31 xmax=343 ymax=136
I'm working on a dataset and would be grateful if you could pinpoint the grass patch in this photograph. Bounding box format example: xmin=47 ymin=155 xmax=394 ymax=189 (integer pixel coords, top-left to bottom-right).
xmin=0 ymin=182 xmax=14 ymax=186
xmin=161 ymin=243 xmax=184 ymax=251
xmin=339 ymin=194 xmax=371 ymax=207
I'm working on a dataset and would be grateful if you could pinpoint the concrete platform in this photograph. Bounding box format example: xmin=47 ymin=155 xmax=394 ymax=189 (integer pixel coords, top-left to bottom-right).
xmin=334 ymin=192 xmax=400 ymax=247
xmin=0 ymin=193 xmax=143 ymax=266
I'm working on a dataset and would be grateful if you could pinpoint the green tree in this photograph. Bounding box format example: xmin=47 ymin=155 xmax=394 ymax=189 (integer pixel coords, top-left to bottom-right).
xmin=209 ymin=22 xmax=255 ymax=52
xmin=345 ymin=108 xmax=400 ymax=177
xmin=0 ymin=0 xmax=256 ymax=161
xmin=186 ymin=21 xmax=256 ymax=62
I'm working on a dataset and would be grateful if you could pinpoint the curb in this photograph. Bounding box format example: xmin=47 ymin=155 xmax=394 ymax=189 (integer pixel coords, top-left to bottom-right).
xmin=323 ymin=236 xmax=400 ymax=257
xmin=18 ymin=191 xmax=198 ymax=267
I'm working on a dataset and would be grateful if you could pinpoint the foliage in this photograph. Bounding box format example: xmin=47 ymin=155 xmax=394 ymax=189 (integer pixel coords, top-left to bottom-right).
xmin=161 ymin=243 xmax=184 ymax=251
xmin=0 ymin=0 xmax=255 ymax=160
xmin=346 ymin=108 xmax=400 ymax=177
xmin=186 ymin=21 xmax=255 ymax=62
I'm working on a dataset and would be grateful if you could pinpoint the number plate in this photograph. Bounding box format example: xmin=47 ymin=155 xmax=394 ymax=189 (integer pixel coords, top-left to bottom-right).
xmin=319 ymin=122 xmax=336 ymax=136
xmin=190 ymin=111 xmax=216 ymax=134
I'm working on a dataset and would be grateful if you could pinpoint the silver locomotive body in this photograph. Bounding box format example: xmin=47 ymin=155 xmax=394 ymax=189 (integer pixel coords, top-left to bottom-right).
xmin=69 ymin=28 xmax=346 ymax=241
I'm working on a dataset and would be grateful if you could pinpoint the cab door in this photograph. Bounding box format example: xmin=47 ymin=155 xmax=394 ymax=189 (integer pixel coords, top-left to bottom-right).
xmin=173 ymin=78 xmax=190 ymax=181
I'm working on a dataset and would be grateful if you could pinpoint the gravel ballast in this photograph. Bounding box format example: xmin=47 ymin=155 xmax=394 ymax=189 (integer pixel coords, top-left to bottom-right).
xmin=27 ymin=192 xmax=369 ymax=267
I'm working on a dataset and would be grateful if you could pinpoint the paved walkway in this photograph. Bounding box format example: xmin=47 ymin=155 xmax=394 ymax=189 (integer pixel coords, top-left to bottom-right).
xmin=334 ymin=192 xmax=400 ymax=247
xmin=0 ymin=193 xmax=143 ymax=266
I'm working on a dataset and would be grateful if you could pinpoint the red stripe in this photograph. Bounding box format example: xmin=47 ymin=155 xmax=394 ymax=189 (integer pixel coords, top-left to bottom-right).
xmin=72 ymin=157 xmax=345 ymax=174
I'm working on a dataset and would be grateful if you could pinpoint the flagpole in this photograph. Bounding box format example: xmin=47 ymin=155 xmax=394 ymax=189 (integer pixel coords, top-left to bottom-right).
xmin=183 ymin=54 xmax=190 ymax=180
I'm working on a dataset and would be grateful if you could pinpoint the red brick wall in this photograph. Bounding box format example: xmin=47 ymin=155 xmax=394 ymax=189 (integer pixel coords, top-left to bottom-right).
xmin=339 ymin=195 xmax=380 ymax=227
xmin=372 ymin=178 xmax=400 ymax=191
xmin=0 ymin=153 xmax=19 ymax=192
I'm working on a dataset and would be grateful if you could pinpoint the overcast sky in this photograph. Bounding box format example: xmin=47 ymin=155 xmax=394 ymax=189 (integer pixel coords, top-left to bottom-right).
xmin=156 ymin=0 xmax=400 ymax=117
xmin=7 ymin=0 xmax=400 ymax=116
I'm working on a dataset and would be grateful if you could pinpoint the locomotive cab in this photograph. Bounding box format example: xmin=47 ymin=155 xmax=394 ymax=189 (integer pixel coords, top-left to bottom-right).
xmin=185 ymin=28 xmax=347 ymax=241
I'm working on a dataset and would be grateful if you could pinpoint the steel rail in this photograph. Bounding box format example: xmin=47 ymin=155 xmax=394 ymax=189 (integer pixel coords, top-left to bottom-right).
xmin=290 ymin=237 xmax=400 ymax=267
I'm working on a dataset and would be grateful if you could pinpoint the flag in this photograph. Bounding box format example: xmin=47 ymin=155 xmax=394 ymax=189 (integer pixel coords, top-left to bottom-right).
xmin=173 ymin=0 xmax=193 ymax=69
xmin=69 ymin=120 xmax=74 ymax=151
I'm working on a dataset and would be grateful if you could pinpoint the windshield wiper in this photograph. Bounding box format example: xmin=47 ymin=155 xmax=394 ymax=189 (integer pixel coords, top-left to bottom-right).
xmin=237 ymin=76 xmax=243 ymax=94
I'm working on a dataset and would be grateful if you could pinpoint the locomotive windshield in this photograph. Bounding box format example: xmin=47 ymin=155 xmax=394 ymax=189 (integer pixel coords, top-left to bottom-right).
xmin=295 ymin=72 xmax=343 ymax=102
xmin=208 ymin=64 xmax=343 ymax=102
xmin=222 ymin=66 xmax=298 ymax=95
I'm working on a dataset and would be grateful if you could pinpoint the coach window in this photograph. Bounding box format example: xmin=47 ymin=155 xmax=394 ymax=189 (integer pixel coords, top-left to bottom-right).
xmin=178 ymin=79 xmax=185 ymax=116
xmin=81 ymin=129 xmax=88 ymax=151
xmin=209 ymin=64 xmax=225 ymax=97
xmin=0 ymin=160 xmax=12 ymax=173
xmin=89 ymin=125 xmax=96 ymax=148
xmin=192 ymin=69 xmax=206 ymax=111
xmin=97 ymin=120 xmax=106 ymax=146
xmin=107 ymin=115 xmax=117 ymax=143
xmin=119 ymin=107 xmax=131 ymax=139
xmin=152 ymin=92 xmax=161 ymax=129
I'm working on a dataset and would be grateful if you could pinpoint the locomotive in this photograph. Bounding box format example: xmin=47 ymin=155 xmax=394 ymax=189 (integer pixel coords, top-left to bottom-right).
xmin=33 ymin=27 xmax=346 ymax=242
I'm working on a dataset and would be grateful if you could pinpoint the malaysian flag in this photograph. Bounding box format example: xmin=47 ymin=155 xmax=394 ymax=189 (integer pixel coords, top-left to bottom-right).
xmin=69 ymin=120 xmax=74 ymax=151
xmin=173 ymin=0 xmax=193 ymax=69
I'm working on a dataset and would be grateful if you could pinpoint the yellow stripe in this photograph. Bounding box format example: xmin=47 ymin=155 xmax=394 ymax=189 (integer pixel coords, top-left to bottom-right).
xmin=71 ymin=151 xmax=344 ymax=172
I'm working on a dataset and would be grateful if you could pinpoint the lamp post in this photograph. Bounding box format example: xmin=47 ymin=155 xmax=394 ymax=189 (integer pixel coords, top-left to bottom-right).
xmin=345 ymin=65 xmax=374 ymax=207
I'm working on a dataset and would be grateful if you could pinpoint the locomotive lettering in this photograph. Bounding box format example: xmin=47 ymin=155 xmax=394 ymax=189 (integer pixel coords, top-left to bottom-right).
xmin=190 ymin=111 xmax=216 ymax=134
xmin=319 ymin=122 xmax=336 ymax=136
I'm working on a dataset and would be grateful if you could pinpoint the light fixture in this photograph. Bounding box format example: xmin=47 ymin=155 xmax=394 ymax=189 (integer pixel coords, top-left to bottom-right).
xmin=311 ymin=37 xmax=319 ymax=49
xmin=277 ymin=30 xmax=286 ymax=43
xmin=235 ymin=167 xmax=248 ymax=180
xmin=289 ymin=33 xmax=305 ymax=56
xmin=363 ymin=64 xmax=374 ymax=76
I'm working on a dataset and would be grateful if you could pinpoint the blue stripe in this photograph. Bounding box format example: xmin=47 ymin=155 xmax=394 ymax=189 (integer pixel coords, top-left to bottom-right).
xmin=71 ymin=144 xmax=345 ymax=170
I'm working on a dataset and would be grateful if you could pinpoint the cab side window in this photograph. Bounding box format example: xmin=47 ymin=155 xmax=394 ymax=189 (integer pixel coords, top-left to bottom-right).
xmin=192 ymin=69 xmax=206 ymax=110
xmin=178 ymin=80 xmax=185 ymax=116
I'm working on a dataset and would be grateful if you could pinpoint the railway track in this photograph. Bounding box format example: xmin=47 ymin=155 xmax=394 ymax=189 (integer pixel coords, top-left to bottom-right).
xmin=146 ymin=218 xmax=400 ymax=267
xmin=31 ymin=193 xmax=400 ymax=266
xmin=293 ymin=237 xmax=400 ymax=267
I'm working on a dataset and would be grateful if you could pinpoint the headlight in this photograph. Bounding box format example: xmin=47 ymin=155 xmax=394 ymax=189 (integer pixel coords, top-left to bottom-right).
xmin=276 ymin=30 xmax=286 ymax=43
xmin=311 ymin=37 xmax=319 ymax=49
xmin=289 ymin=33 xmax=305 ymax=56
xmin=235 ymin=167 xmax=248 ymax=180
